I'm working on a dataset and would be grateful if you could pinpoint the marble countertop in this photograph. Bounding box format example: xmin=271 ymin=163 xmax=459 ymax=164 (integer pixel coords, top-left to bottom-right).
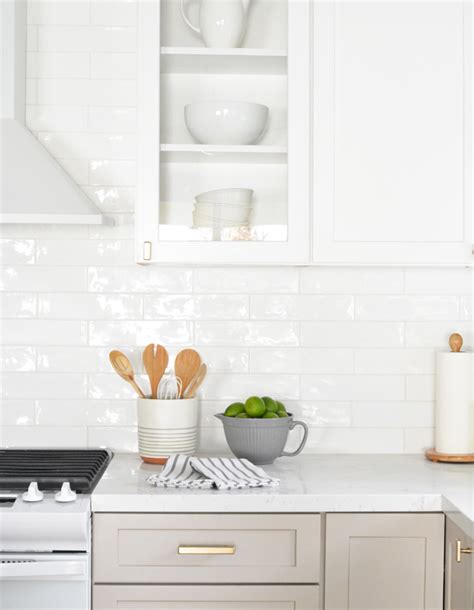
xmin=92 ymin=453 xmax=474 ymax=537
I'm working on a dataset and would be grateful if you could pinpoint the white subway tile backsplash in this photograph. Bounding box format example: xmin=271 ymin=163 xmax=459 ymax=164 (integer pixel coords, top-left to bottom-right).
xmin=354 ymin=349 xmax=434 ymax=374
xmin=27 ymin=52 xmax=90 ymax=78
xmin=250 ymin=295 xmax=354 ymax=320
xmin=406 ymin=375 xmax=435 ymax=401
xmin=1 ymin=320 xmax=87 ymax=346
xmin=250 ymin=348 xmax=354 ymax=374
xmin=406 ymin=322 xmax=473 ymax=347
xmin=1 ymin=4 xmax=468 ymax=455
xmin=405 ymin=268 xmax=472 ymax=295
xmin=89 ymin=266 xmax=192 ymax=293
xmin=1 ymin=373 xmax=87 ymax=399
xmin=38 ymin=293 xmax=142 ymax=319
xmin=301 ymin=322 xmax=404 ymax=348
xmin=352 ymin=402 xmax=434 ymax=428
xmin=195 ymin=321 xmax=299 ymax=346
xmin=0 ymin=293 xmax=37 ymax=318
xmin=36 ymin=239 xmax=134 ymax=266
xmin=1 ymin=266 xmax=87 ymax=291
xmin=88 ymin=321 xmax=193 ymax=346
xmin=0 ymin=239 xmax=35 ymax=264
xmin=91 ymin=54 xmax=137 ymax=80
xmin=300 ymin=268 xmax=404 ymax=294
xmin=195 ymin=268 xmax=299 ymax=294
xmin=301 ymin=375 xmax=405 ymax=401
xmin=144 ymin=294 xmax=249 ymax=320
xmin=36 ymin=399 xmax=136 ymax=426
xmin=0 ymin=401 xmax=36 ymax=426
xmin=0 ymin=347 xmax=36 ymax=372
xmin=355 ymin=295 xmax=458 ymax=321
xmin=91 ymin=1 xmax=137 ymax=26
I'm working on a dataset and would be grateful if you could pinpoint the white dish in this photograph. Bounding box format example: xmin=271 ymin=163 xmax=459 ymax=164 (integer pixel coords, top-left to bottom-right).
xmin=193 ymin=212 xmax=248 ymax=228
xmin=195 ymin=188 xmax=254 ymax=205
xmin=194 ymin=203 xmax=252 ymax=222
xmin=185 ymin=102 xmax=268 ymax=145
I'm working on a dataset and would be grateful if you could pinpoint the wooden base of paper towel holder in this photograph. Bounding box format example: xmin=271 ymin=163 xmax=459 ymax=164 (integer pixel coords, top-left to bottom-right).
xmin=425 ymin=448 xmax=474 ymax=463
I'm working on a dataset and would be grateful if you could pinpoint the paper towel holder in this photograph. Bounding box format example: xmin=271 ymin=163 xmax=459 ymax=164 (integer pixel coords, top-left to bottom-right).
xmin=425 ymin=332 xmax=474 ymax=463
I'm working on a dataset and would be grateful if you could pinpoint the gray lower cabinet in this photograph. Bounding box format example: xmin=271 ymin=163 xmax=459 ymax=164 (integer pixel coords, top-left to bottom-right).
xmin=324 ymin=513 xmax=445 ymax=610
xmin=445 ymin=517 xmax=474 ymax=610
xmin=93 ymin=585 xmax=320 ymax=609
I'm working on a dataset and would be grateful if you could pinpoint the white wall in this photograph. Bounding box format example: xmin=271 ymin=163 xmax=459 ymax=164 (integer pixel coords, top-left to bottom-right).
xmin=0 ymin=0 xmax=472 ymax=453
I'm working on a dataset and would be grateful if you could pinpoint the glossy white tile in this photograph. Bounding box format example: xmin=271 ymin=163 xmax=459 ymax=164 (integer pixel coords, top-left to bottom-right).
xmin=89 ymin=160 xmax=136 ymax=186
xmin=1 ymin=373 xmax=87 ymax=399
xmin=82 ymin=187 xmax=135 ymax=213
xmin=0 ymin=293 xmax=37 ymax=318
xmin=195 ymin=321 xmax=299 ymax=346
xmin=36 ymin=399 xmax=136 ymax=426
xmin=406 ymin=322 xmax=473 ymax=347
xmin=301 ymin=322 xmax=404 ymax=347
xmin=90 ymin=54 xmax=137 ymax=80
xmin=87 ymin=426 xmax=138 ymax=451
xmin=88 ymin=321 xmax=193 ymax=346
xmin=304 ymin=428 xmax=405 ymax=453
xmin=37 ymin=25 xmax=136 ymax=53
xmin=356 ymin=295 xmax=458 ymax=321
xmin=200 ymin=374 xmax=300 ymax=400
xmin=405 ymin=268 xmax=472 ymax=295
xmin=38 ymin=293 xmax=142 ymax=319
xmin=38 ymin=346 xmax=121 ymax=373
xmin=195 ymin=268 xmax=299 ymax=294
xmin=88 ymin=266 xmax=192 ymax=293
xmin=406 ymin=375 xmax=435 ymax=401
xmin=1 ymin=426 xmax=88 ymax=447
xmin=0 ymin=347 xmax=36 ymax=372
xmin=352 ymin=402 xmax=434 ymax=428
xmin=27 ymin=2 xmax=91 ymax=25
xmin=301 ymin=375 xmax=405 ymax=401
xmin=26 ymin=105 xmax=88 ymax=132
xmin=249 ymin=348 xmax=354 ymax=374
xmin=0 ymin=239 xmax=35 ymax=265
xmin=0 ymin=401 xmax=35 ymax=426
xmin=300 ymin=268 xmax=404 ymax=294
xmin=354 ymin=349 xmax=434 ymax=374
xmin=27 ymin=51 xmax=90 ymax=78
xmin=144 ymin=294 xmax=249 ymax=320
xmin=38 ymin=132 xmax=136 ymax=160
xmin=36 ymin=239 xmax=134 ymax=266
xmin=91 ymin=1 xmax=137 ymax=26
xmin=250 ymin=294 xmax=354 ymax=320
xmin=1 ymin=266 xmax=87 ymax=292
xmin=0 ymin=320 xmax=87 ymax=346
xmin=404 ymin=428 xmax=435 ymax=452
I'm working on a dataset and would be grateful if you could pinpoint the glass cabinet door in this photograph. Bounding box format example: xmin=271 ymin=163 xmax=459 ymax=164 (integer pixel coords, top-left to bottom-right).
xmin=137 ymin=0 xmax=310 ymax=264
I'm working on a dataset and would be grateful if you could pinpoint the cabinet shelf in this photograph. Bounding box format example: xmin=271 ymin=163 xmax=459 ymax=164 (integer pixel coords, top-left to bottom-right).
xmin=161 ymin=47 xmax=287 ymax=75
xmin=160 ymin=144 xmax=287 ymax=163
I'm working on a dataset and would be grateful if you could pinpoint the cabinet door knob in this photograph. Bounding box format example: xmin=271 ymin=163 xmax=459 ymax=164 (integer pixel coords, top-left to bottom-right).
xmin=456 ymin=539 xmax=473 ymax=563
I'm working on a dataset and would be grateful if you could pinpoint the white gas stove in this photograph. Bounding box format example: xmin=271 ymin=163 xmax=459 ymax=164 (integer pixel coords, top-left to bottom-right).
xmin=0 ymin=449 xmax=111 ymax=610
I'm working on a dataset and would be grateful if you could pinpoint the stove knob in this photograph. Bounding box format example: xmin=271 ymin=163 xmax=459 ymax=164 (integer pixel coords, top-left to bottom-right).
xmin=22 ymin=482 xmax=44 ymax=502
xmin=55 ymin=482 xmax=77 ymax=503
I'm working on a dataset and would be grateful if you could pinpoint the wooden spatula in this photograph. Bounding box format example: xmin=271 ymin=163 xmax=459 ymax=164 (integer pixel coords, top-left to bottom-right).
xmin=183 ymin=363 xmax=207 ymax=399
xmin=175 ymin=348 xmax=201 ymax=398
xmin=109 ymin=350 xmax=146 ymax=398
xmin=143 ymin=344 xmax=169 ymax=399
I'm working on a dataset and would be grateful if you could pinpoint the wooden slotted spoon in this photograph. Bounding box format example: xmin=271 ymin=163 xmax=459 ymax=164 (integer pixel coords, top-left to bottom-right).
xmin=143 ymin=344 xmax=169 ymax=399
xmin=175 ymin=348 xmax=201 ymax=398
xmin=109 ymin=350 xmax=146 ymax=398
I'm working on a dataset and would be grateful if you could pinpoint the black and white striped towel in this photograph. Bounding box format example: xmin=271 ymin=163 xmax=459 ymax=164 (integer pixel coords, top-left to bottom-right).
xmin=147 ymin=454 xmax=280 ymax=490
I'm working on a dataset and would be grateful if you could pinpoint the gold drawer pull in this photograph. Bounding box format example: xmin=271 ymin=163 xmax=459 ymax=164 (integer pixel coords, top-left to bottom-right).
xmin=456 ymin=539 xmax=473 ymax=563
xmin=178 ymin=545 xmax=236 ymax=555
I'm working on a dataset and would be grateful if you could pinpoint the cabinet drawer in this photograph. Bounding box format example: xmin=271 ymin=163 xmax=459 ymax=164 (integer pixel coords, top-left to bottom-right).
xmin=93 ymin=513 xmax=320 ymax=584
xmin=94 ymin=585 xmax=320 ymax=609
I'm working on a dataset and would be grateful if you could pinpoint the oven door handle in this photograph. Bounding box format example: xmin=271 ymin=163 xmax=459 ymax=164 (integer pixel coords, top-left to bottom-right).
xmin=0 ymin=560 xmax=85 ymax=579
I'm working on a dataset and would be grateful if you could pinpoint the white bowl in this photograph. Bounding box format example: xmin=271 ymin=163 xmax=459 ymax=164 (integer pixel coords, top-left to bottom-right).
xmin=195 ymin=202 xmax=251 ymax=222
xmin=185 ymin=102 xmax=268 ymax=145
xmin=195 ymin=188 xmax=254 ymax=205
xmin=193 ymin=212 xmax=249 ymax=228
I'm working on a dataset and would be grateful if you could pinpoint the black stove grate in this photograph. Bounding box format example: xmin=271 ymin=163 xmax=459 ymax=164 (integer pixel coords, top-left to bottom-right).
xmin=0 ymin=449 xmax=111 ymax=493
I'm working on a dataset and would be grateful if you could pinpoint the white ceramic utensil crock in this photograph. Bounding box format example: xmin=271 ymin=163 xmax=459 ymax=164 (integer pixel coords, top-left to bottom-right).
xmin=137 ymin=398 xmax=199 ymax=465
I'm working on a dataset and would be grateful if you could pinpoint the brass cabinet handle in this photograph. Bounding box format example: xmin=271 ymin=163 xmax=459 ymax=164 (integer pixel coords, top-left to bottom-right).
xmin=143 ymin=241 xmax=152 ymax=261
xmin=178 ymin=545 xmax=236 ymax=555
xmin=456 ymin=539 xmax=473 ymax=563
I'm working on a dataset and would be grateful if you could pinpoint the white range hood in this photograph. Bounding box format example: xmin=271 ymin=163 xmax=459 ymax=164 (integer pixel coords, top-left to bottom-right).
xmin=0 ymin=1 xmax=104 ymax=224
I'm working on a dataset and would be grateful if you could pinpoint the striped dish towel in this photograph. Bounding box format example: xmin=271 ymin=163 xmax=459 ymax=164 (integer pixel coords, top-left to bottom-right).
xmin=147 ymin=454 xmax=280 ymax=490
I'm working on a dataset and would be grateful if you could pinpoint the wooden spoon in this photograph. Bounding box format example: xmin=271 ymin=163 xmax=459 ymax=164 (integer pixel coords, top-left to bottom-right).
xmin=175 ymin=349 xmax=201 ymax=398
xmin=143 ymin=344 xmax=169 ymax=399
xmin=183 ymin=363 xmax=207 ymax=399
xmin=109 ymin=350 xmax=146 ymax=398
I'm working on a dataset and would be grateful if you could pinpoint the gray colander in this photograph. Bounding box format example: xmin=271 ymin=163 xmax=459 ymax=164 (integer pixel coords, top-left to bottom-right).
xmin=215 ymin=413 xmax=309 ymax=465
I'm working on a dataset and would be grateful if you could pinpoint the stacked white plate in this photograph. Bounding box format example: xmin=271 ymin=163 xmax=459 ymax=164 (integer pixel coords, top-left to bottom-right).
xmin=193 ymin=188 xmax=253 ymax=228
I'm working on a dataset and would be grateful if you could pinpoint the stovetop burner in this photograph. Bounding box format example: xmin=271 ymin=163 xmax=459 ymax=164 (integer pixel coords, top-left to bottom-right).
xmin=0 ymin=449 xmax=111 ymax=493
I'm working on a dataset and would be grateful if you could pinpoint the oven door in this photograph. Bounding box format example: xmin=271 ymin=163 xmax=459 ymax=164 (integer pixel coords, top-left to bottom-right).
xmin=0 ymin=553 xmax=90 ymax=610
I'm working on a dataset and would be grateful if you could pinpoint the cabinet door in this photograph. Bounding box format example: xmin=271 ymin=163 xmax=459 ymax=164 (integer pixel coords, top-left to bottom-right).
xmin=324 ymin=513 xmax=445 ymax=610
xmin=136 ymin=0 xmax=311 ymax=265
xmin=445 ymin=517 xmax=473 ymax=610
xmin=313 ymin=1 xmax=472 ymax=265
xmin=93 ymin=585 xmax=320 ymax=609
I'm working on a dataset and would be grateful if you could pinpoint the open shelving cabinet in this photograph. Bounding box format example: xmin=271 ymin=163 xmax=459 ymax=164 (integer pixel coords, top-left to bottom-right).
xmin=136 ymin=0 xmax=312 ymax=264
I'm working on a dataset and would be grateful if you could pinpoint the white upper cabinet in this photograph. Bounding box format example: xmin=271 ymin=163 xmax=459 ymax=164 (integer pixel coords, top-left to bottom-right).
xmin=313 ymin=1 xmax=472 ymax=265
xmin=136 ymin=0 xmax=311 ymax=264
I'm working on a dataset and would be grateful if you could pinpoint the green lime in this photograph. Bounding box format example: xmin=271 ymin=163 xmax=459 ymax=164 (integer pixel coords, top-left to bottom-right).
xmin=277 ymin=410 xmax=289 ymax=418
xmin=236 ymin=412 xmax=249 ymax=418
xmin=224 ymin=402 xmax=245 ymax=417
xmin=262 ymin=396 xmax=278 ymax=413
xmin=276 ymin=400 xmax=286 ymax=412
xmin=245 ymin=396 xmax=266 ymax=418
xmin=263 ymin=411 xmax=279 ymax=419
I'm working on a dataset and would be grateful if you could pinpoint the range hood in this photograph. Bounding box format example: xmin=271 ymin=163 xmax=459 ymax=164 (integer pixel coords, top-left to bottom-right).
xmin=0 ymin=1 xmax=104 ymax=224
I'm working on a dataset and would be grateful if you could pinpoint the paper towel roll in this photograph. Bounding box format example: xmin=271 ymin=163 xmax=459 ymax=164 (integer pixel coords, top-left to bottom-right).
xmin=435 ymin=351 xmax=474 ymax=454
